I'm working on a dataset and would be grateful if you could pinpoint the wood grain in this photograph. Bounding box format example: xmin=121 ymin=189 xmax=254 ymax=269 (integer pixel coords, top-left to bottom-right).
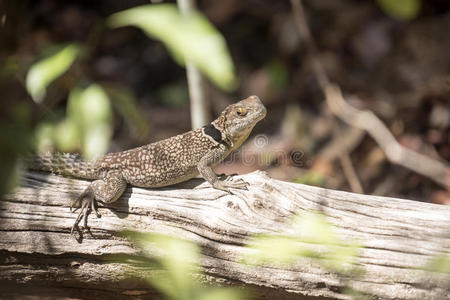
xmin=0 ymin=171 xmax=449 ymax=299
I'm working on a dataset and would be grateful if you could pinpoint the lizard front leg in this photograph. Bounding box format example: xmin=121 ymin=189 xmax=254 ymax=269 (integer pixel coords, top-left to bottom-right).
xmin=71 ymin=170 xmax=127 ymax=233
xmin=197 ymin=147 xmax=248 ymax=192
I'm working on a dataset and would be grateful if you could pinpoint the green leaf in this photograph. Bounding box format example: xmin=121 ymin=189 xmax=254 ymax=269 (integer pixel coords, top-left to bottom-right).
xmin=325 ymin=242 xmax=360 ymax=273
xmin=26 ymin=44 xmax=80 ymax=102
xmin=0 ymin=103 xmax=33 ymax=195
xmin=197 ymin=287 xmax=244 ymax=300
xmin=67 ymin=84 xmax=113 ymax=160
xmin=266 ymin=60 xmax=288 ymax=91
xmin=425 ymin=254 xmax=450 ymax=274
xmin=108 ymin=4 xmax=237 ymax=91
xmin=246 ymin=235 xmax=300 ymax=265
xmin=291 ymin=212 xmax=338 ymax=246
xmin=377 ymin=0 xmax=421 ymax=20
xmin=293 ymin=171 xmax=326 ymax=187
xmin=54 ymin=118 xmax=80 ymax=152
xmin=35 ymin=122 xmax=56 ymax=153
xmin=156 ymin=83 xmax=189 ymax=107
xmin=120 ymin=231 xmax=245 ymax=300
xmin=136 ymin=233 xmax=200 ymax=297
xmin=245 ymin=212 xmax=361 ymax=274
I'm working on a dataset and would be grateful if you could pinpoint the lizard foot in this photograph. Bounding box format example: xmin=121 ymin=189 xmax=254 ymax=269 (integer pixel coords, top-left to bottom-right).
xmin=70 ymin=186 xmax=101 ymax=234
xmin=217 ymin=173 xmax=238 ymax=180
xmin=213 ymin=177 xmax=248 ymax=193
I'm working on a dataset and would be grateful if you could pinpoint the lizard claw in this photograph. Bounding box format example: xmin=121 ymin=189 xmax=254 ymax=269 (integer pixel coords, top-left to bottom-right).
xmin=70 ymin=186 xmax=101 ymax=235
xmin=218 ymin=173 xmax=239 ymax=181
xmin=212 ymin=177 xmax=249 ymax=193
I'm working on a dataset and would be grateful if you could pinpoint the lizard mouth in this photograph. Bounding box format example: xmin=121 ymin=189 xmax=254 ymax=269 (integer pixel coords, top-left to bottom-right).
xmin=257 ymin=104 xmax=267 ymax=121
xmin=246 ymin=95 xmax=267 ymax=122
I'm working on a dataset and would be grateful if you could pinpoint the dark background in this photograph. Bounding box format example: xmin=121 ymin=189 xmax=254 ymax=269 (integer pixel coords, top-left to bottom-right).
xmin=1 ymin=0 xmax=449 ymax=203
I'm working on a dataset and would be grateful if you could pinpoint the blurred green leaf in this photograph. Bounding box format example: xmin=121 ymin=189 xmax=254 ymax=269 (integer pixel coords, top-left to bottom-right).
xmin=292 ymin=211 xmax=337 ymax=245
xmin=26 ymin=44 xmax=80 ymax=102
xmin=34 ymin=84 xmax=114 ymax=160
xmin=197 ymin=288 xmax=243 ymax=300
xmin=102 ymin=84 xmax=150 ymax=141
xmin=108 ymin=4 xmax=236 ymax=91
xmin=377 ymin=0 xmax=421 ymax=20
xmin=67 ymin=84 xmax=113 ymax=160
xmin=156 ymin=82 xmax=189 ymax=107
xmin=0 ymin=103 xmax=33 ymax=195
xmin=123 ymin=231 xmax=245 ymax=300
xmin=266 ymin=60 xmax=288 ymax=91
xmin=149 ymin=234 xmax=199 ymax=294
xmin=54 ymin=118 xmax=80 ymax=152
xmin=245 ymin=235 xmax=300 ymax=265
xmin=35 ymin=122 xmax=56 ymax=153
xmin=425 ymin=254 xmax=450 ymax=274
xmin=246 ymin=212 xmax=360 ymax=274
xmin=131 ymin=232 xmax=200 ymax=298
xmin=293 ymin=171 xmax=326 ymax=187
xmin=0 ymin=55 xmax=20 ymax=78
xmin=325 ymin=242 xmax=361 ymax=273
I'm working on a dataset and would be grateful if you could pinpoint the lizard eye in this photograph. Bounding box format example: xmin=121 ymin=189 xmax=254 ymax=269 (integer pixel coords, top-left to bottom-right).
xmin=236 ymin=107 xmax=248 ymax=116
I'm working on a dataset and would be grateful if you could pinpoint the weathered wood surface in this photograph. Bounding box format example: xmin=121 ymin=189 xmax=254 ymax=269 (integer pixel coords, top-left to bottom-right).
xmin=0 ymin=171 xmax=449 ymax=299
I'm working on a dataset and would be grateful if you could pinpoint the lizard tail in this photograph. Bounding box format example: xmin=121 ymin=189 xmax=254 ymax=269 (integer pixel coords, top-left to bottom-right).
xmin=27 ymin=152 xmax=100 ymax=179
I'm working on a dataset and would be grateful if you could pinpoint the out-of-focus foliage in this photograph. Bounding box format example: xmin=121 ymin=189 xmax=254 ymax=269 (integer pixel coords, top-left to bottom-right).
xmin=123 ymin=232 xmax=244 ymax=300
xmin=36 ymin=84 xmax=113 ymax=160
xmin=25 ymin=2 xmax=235 ymax=161
xmin=156 ymin=83 xmax=189 ymax=108
xmin=26 ymin=44 xmax=80 ymax=102
xmin=294 ymin=171 xmax=326 ymax=187
xmin=265 ymin=60 xmax=288 ymax=93
xmin=102 ymin=84 xmax=150 ymax=141
xmin=67 ymin=85 xmax=113 ymax=160
xmin=425 ymin=254 xmax=450 ymax=274
xmin=245 ymin=211 xmax=360 ymax=274
xmin=10 ymin=0 xmax=238 ymax=197
xmin=0 ymin=103 xmax=33 ymax=195
xmin=377 ymin=0 xmax=421 ymax=20
xmin=108 ymin=4 xmax=236 ymax=91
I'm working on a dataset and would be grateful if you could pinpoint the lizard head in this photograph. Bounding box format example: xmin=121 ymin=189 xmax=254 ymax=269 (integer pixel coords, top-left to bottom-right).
xmin=213 ymin=95 xmax=267 ymax=149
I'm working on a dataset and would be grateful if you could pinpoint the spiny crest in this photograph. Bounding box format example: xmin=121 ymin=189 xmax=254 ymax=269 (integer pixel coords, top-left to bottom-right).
xmin=212 ymin=107 xmax=229 ymax=132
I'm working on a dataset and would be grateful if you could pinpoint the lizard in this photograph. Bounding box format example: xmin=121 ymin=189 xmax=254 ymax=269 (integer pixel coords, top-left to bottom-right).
xmin=29 ymin=95 xmax=267 ymax=233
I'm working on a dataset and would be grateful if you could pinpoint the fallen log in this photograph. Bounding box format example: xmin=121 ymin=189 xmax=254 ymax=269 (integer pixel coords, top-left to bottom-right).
xmin=0 ymin=171 xmax=449 ymax=299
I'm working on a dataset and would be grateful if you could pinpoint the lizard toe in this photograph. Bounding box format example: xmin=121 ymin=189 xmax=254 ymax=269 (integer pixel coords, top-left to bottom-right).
xmin=70 ymin=186 xmax=99 ymax=235
xmin=213 ymin=178 xmax=248 ymax=192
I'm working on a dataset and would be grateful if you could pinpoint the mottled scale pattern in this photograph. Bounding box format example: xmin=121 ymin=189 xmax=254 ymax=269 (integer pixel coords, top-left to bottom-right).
xmin=96 ymin=128 xmax=221 ymax=187
xmin=28 ymin=152 xmax=100 ymax=179
xmin=28 ymin=95 xmax=267 ymax=232
xmin=91 ymin=171 xmax=127 ymax=203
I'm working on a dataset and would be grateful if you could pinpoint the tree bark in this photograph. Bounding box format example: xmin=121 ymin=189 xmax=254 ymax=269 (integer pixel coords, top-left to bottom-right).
xmin=0 ymin=171 xmax=449 ymax=299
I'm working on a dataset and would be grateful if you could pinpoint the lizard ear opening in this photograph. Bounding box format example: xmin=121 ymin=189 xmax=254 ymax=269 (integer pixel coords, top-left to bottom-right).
xmin=236 ymin=107 xmax=248 ymax=116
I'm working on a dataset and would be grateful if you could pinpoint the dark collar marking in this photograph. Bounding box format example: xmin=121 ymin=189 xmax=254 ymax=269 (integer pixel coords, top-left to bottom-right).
xmin=203 ymin=124 xmax=224 ymax=144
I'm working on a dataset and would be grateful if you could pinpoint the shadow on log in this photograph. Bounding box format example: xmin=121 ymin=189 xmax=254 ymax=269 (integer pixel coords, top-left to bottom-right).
xmin=0 ymin=171 xmax=449 ymax=299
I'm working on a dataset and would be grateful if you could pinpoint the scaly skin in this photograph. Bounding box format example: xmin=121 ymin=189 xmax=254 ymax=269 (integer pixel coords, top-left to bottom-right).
xmin=29 ymin=95 xmax=267 ymax=233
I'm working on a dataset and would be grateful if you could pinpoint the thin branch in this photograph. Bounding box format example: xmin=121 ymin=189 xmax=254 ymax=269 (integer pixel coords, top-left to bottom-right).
xmin=326 ymin=85 xmax=450 ymax=187
xmin=290 ymin=0 xmax=450 ymax=189
xmin=177 ymin=0 xmax=211 ymax=129
xmin=319 ymin=127 xmax=365 ymax=161
xmin=339 ymin=154 xmax=364 ymax=194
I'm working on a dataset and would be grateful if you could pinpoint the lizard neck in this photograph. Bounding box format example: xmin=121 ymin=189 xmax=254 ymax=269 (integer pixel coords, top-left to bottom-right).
xmin=229 ymin=127 xmax=253 ymax=151
xmin=202 ymin=123 xmax=233 ymax=148
xmin=210 ymin=118 xmax=254 ymax=150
